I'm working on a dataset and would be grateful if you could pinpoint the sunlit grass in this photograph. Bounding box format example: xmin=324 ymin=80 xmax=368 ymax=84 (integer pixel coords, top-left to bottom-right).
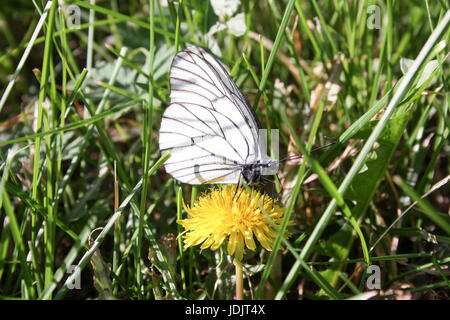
xmin=0 ymin=0 xmax=448 ymax=300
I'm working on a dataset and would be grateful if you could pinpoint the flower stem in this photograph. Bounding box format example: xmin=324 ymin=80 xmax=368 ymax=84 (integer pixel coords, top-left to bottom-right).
xmin=235 ymin=258 xmax=244 ymax=300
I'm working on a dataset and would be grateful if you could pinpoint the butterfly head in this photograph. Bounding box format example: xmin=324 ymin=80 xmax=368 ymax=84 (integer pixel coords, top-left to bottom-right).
xmin=241 ymin=158 xmax=279 ymax=185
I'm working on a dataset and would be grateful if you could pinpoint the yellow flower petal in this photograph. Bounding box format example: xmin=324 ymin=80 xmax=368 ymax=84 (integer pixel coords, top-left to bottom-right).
xmin=177 ymin=185 xmax=290 ymax=260
xmin=227 ymin=231 xmax=238 ymax=256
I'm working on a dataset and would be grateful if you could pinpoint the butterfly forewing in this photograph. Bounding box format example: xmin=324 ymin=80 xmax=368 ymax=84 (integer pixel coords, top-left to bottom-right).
xmin=159 ymin=46 xmax=262 ymax=185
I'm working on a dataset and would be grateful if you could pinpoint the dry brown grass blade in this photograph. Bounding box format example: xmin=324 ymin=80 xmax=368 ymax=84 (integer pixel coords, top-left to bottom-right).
xmin=247 ymin=30 xmax=310 ymax=87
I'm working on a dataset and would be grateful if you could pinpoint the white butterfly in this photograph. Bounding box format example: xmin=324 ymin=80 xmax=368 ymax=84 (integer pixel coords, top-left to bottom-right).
xmin=159 ymin=46 xmax=278 ymax=185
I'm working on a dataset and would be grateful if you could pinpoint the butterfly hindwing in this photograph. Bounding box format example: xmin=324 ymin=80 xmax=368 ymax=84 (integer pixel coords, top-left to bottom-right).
xmin=159 ymin=46 xmax=261 ymax=184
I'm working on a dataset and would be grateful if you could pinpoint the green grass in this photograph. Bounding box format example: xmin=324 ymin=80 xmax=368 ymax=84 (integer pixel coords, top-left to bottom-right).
xmin=0 ymin=0 xmax=449 ymax=300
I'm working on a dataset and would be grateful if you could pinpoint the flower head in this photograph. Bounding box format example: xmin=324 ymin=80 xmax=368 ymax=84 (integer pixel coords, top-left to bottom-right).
xmin=177 ymin=185 xmax=290 ymax=261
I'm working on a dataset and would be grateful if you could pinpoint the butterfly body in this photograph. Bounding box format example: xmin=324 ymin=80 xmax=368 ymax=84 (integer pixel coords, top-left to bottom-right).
xmin=159 ymin=46 xmax=278 ymax=185
xmin=240 ymin=158 xmax=279 ymax=185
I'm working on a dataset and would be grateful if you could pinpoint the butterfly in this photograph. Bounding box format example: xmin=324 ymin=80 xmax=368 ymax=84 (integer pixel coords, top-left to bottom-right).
xmin=158 ymin=46 xmax=278 ymax=187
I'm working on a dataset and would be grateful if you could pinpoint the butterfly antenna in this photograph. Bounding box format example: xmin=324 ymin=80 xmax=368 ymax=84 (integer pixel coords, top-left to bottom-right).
xmin=279 ymin=141 xmax=336 ymax=162
xmin=312 ymin=141 xmax=336 ymax=152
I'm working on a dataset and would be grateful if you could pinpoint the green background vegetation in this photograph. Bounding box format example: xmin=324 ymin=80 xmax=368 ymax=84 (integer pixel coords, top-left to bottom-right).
xmin=0 ymin=0 xmax=449 ymax=299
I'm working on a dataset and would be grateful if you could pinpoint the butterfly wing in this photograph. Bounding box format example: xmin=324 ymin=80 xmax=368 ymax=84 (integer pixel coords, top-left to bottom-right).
xmin=159 ymin=46 xmax=261 ymax=184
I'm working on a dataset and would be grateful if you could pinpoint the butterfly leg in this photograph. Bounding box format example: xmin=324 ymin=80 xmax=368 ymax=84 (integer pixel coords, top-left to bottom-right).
xmin=261 ymin=177 xmax=279 ymax=205
xmin=235 ymin=176 xmax=248 ymax=202
xmin=236 ymin=187 xmax=245 ymax=201
xmin=233 ymin=172 xmax=243 ymax=200
xmin=258 ymin=177 xmax=271 ymax=206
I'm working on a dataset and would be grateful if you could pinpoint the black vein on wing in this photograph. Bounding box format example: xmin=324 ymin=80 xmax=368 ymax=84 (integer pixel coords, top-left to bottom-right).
xmin=167 ymin=162 xmax=237 ymax=175
xmin=161 ymin=111 xmax=246 ymax=161
xmin=177 ymin=52 xmax=215 ymax=84
xmin=199 ymin=48 xmax=261 ymax=133
xmin=186 ymin=51 xmax=229 ymax=94
xmin=172 ymin=58 xmax=220 ymax=93
xmin=164 ymin=92 xmax=252 ymax=160
xmin=162 ymin=152 xmax=239 ymax=166
xmin=184 ymin=47 xmax=261 ymax=144
xmin=170 ymin=88 xmax=214 ymax=109
xmin=200 ymin=169 xmax=241 ymax=184
xmin=171 ymin=102 xmax=226 ymax=138
xmin=166 ymin=107 xmax=249 ymax=161
xmin=160 ymin=131 xmax=244 ymax=163
xmin=163 ymin=46 xmax=267 ymax=168
xmin=176 ymin=52 xmax=228 ymax=97
xmin=175 ymin=103 xmax=223 ymax=138
xmin=171 ymin=76 xmax=223 ymax=100
xmin=196 ymin=47 xmax=244 ymax=101
xmin=161 ymin=116 xmax=206 ymax=136
xmin=175 ymin=47 xmax=258 ymax=136
xmin=159 ymin=134 xmax=239 ymax=164
xmin=175 ymin=166 xmax=238 ymax=180
xmin=160 ymin=125 xmax=244 ymax=162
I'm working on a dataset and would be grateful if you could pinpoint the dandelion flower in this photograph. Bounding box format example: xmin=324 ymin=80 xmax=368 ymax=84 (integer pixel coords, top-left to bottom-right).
xmin=177 ymin=185 xmax=290 ymax=261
